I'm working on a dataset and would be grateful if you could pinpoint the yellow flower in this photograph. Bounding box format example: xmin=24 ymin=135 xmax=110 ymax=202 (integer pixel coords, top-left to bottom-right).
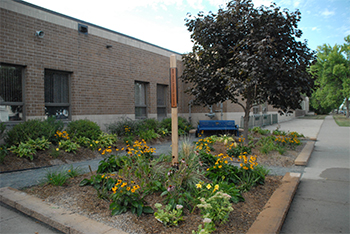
xmin=224 ymin=160 xmax=228 ymax=164
xmin=131 ymin=188 xmax=135 ymax=193
xmin=206 ymin=184 xmax=212 ymax=189
xmin=56 ymin=148 xmax=59 ymax=151
xmin=218 ymin=165 xmax=222 ymax=168
xmin=121 ymin=182 xmax=127 ymax=187
xmin=68 ymin=170 xmax=71 ymax=173
xmin=196 ymin=183 xmax=202 ymax=189
xmin=127 ymin=187 xmax=131 ymax=191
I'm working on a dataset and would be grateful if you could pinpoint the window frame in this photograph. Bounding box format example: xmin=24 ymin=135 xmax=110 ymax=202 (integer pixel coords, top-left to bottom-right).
xmin=134 ymin=81 xmax=148 ymax=119
xmin=44 ymin=69 xmax=71 ymax=120
xmin=156 ymin=84 xmax=168 ymax=121
xmin=0 ymin=63 xmax=26 ymax=122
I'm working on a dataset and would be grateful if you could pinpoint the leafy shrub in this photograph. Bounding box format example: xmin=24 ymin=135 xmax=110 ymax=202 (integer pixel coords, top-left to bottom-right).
xmin=58 ymin=139 xmax=80 ymax=154
xmin=8 ymin=137 xmax=51 ymax=160
xmin=97 ymin=154 xmax=128 ymax=173
xmin=45 ymin=166 xmax=82 ymax=186
xmin=138 ymin=129 xmax=160 ymax=141
xmin=5 ymin=117 xmax=63 ymax=145
xmin=251 ymin=126 xmax=270 ymax=135
xmin=160 ymin=117 xmax=192 ymax=134
xmin=106 ymin=117 xmax=143 ymax=136
xmin=66 ymin=119 xmax=101 ymax=140
xmin=140 ymin=118 xmax=159 ymax=132
xmin=154 ymin=203 xmax=184 ymax=226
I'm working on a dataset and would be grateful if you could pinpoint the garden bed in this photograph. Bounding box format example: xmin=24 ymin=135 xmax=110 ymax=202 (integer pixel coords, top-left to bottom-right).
xmin=23 ymin=173 xmax=282 ymax=234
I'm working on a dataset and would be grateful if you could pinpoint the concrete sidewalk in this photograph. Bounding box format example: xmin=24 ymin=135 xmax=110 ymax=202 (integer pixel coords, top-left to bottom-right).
xmin=280 ymin=116 xmax=350 ymax=233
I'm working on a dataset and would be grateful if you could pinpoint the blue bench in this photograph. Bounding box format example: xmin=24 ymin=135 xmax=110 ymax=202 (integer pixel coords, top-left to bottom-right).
xmin=196 ymin=120 xmax=240 ymax=137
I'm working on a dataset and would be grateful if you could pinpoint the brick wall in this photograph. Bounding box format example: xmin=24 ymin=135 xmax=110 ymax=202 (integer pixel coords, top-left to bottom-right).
xmin=0 ymin=2 xmax=182 ymax=127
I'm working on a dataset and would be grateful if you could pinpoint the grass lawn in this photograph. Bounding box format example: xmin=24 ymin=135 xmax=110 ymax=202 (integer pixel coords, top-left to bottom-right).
xmin=298 ymin=114 xmax=327 ymax=119
xmin=333 ymin=114 xmax=350 ymax=127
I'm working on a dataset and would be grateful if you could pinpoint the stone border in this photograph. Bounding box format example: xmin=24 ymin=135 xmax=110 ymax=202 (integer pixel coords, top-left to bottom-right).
xmin=294 ymin=141 xmax=315 ymax=166
xmin=0 ymin=187 xmax=127 ymax=234
xmin=247 ymin=172 xmax=301 ymax=234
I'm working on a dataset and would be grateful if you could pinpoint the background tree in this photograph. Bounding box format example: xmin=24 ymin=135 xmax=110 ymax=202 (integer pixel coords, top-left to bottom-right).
xmin=310 ymin=36 xmax=350 ymax=117
xmin=181 ymin=0 xmax=315 ymax=141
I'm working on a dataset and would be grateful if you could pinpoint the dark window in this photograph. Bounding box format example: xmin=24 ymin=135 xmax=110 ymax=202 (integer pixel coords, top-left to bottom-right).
xmin=135 ymin=82 xmax=147 ymax=119
xmin=44 ymin=70 xmax=70 ymax=119
xmin=157 ymin=84 xmax=167 ymax=121
xmin=0 ymin=64 xmax=24 ymax=121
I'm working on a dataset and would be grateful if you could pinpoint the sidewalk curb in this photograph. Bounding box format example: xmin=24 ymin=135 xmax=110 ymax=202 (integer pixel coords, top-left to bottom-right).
xmin=294 ymin=141 xmax=315 ymax=166
xmin=0 ymin=187 xmax=127 ymax=234
xmin=247 ymin=172 xmax=301 ymax=234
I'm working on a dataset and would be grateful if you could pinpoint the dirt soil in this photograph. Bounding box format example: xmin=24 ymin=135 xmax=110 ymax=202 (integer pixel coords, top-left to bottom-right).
xmin=4 ymin=135 xmax=307 ymax=233
xmin=24 ymin=174 xmax=282 ymax=234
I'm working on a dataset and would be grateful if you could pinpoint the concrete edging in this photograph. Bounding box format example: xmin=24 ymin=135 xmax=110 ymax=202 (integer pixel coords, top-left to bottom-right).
xmin=294 ymin=141 xmax=315 ymax=166
xmin=0 ymin=187 xmax=127 ymax=234
xmin=247 ymin=172 xmax=301 ymax=234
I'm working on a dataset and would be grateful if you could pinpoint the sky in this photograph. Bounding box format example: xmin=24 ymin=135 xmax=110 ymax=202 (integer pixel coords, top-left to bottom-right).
xmin=23 ymin=0 xmax=350 ymax=54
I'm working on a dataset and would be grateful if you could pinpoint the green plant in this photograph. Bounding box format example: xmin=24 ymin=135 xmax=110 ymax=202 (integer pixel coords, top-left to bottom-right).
xmin=0 ymin=145 xmax=8 ymax=164
xmin=197 ymin=191 xmax=233 ymax=225
xmin=106 ymin=117 xmax=143 ymax=136
xmin=97 ymin=133 xmax=118 ymax=148
xmin=192 ymin=217 xmax=216 ymax=234
xmin=109 ymin=179 xmax=153 ymax=216
xmin=97 ymin=154 xmax=127 ymax=173
xmin=160 ymin=117 xmax=192 ymax=135
xmin=67 ymin=165 xmax=83 ymax=178
xmin=227 ymin=137 xmax=252 ymax=158
xmin=58 ymin=139 xmax=80 ymax=154
xmin=154 ymin=203 xmax=184 ymax=226
xmin=251 ymin=126 xmax=270 ymax=135
xmin=5 ymin=118 xmax=63 ymax=145
xmin=66 ymin=119 xmax=101 ymax=141
xmin=138 ymin=129 xmax=160 ymax=141
xmin=157 ymin=127 xmax=170 ymax=137
xmin=50 ymin=146 xmax=60 ymax=158
xmin=236 ymin=155 xmax=269 ymax=192
xmin=8 ymin=137 xmax=51 ymax=160
xmin=140 ymin=118 xmax=159 ymax=132
xmin=45 ymin=168 xmax=69 ymax=186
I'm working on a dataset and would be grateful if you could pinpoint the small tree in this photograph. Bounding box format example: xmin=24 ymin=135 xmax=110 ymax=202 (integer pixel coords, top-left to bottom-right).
xmin=181 ymin=0 xmax=315 ymax=140
xmin=310 ymin=36 xmax=350 ymax=117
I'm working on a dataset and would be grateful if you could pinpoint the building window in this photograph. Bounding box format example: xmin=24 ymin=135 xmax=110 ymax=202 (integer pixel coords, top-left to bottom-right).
xmin=253 ymin=106 xmax=260 ymax=115
xmin=135 ymin=81 xmax=147 ymax=119
xmin=157 ymin=84 xmax=167 ymax=121
xmin=0 ymin=64 xmax=24 ymax=122
xmin=44 ymin=70 xmax=70 ymax=119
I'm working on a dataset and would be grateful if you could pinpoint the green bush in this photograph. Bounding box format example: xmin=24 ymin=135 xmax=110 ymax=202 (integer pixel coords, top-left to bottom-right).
xmin=5 ymin=118 xmax=63 ymax=145
xmin=106 ymin=118 xmax=143 ymax=136
xmin=160 ymin=117 xmax=192 ymax=134
xmin=139 ymin=118 xmax=159 ymax=132
xmin=66 ymin=119 xmax=101 ymax=141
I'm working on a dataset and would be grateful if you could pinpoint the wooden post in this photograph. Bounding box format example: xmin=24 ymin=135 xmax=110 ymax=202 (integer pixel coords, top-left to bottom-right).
xmin=170 ymin=55 xmax=178 ymax=166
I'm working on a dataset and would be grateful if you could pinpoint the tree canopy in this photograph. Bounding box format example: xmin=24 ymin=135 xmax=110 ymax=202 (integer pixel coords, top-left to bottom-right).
xmin=181 ymin=0 xmax=315 ymax=140
xmin=310 ymin=36 xmax=350 ymax=117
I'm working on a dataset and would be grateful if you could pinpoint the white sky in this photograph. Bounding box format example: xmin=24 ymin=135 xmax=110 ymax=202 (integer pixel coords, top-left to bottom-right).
xmin=23 ymin=0 xmax=350 ymax=53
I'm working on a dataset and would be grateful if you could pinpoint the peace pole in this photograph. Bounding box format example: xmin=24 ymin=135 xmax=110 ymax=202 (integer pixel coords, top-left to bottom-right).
xmin=170 ymin=54 xmax=178 ymax=166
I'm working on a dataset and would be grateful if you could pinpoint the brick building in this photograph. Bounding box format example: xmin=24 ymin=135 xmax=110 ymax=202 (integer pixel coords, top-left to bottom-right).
xmin=1 ymin=0 xmax=305 ymax=130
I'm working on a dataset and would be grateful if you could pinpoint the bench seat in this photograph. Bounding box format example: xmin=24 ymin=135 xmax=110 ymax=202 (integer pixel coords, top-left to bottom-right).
xmin=197 ymin=120 xmax=239 ymax=136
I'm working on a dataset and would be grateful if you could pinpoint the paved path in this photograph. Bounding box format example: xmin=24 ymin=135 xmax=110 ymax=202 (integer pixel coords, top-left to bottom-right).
xmin=280 ymin=116 xmax=350 ymax=233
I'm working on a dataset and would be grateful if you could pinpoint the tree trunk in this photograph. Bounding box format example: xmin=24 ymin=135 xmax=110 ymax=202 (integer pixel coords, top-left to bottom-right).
xmin=346 ymin=98 xmax=349 ymax=118
xmin=242 ymin=97 xmax=252 ymax=145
